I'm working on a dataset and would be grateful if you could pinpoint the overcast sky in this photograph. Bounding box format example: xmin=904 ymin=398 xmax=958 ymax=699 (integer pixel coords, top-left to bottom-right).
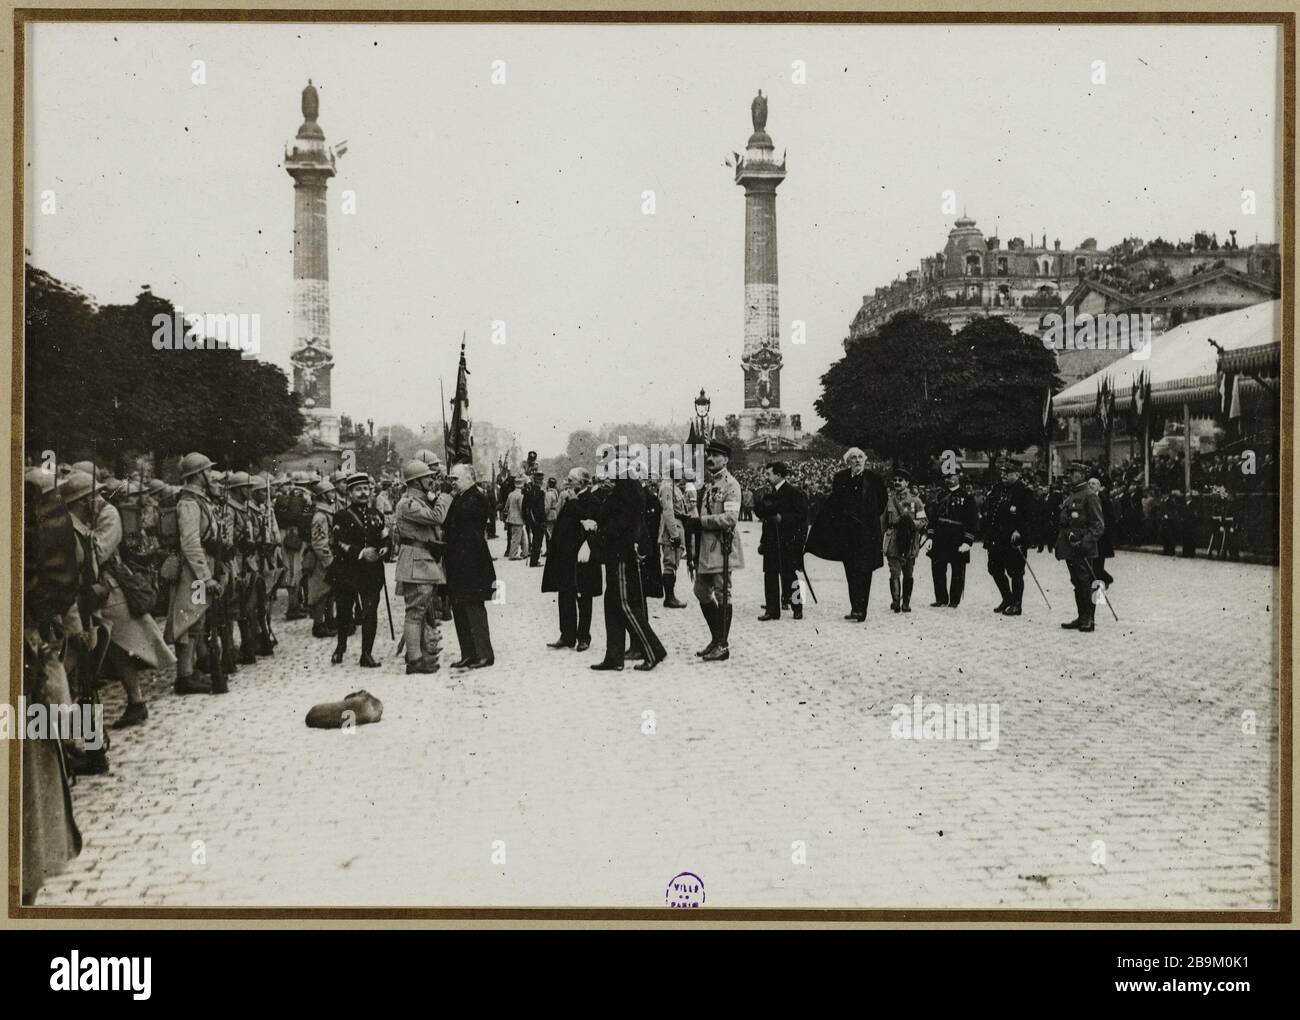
xmin=25 ymin=21 xmax=1280 ymax=455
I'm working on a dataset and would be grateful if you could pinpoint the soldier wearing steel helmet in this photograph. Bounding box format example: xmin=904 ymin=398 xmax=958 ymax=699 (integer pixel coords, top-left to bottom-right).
xmin=164 ymin=452 xmax=222 ymax=694
xmin=394 ymin=458 xmax=449 ymax=674
xmin=250 ymin=473 xmax=283 ymax=654
xmin=305 ymin=478 xmax=337 ymax=638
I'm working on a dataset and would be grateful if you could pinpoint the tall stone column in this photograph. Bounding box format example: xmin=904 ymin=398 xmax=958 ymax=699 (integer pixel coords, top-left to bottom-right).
xmin=285 ymin=80 xmax=340 ymax=447
xmin=734 ymin=90 xmax=788 ymax=441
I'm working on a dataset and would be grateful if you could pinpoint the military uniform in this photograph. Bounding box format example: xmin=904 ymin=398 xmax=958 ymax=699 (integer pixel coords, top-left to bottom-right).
xmin=1055 ymin=463 xmax=1107 ymax=632
xmin=983 ymin=463 xmax=1038 ymax=616
xmin=305 ymin=482 xmax=336 ymax=637
xmin=394 ymin=460 xmax=447 ymax=674
xmin=926 ymin=476 xmax=979 ymax=608
xmin=884 ymin=473 xmax=925 ymax=613
xmin=163 ymin=454 xmax=219 ymax=694
xmin=590 ymin=476 xmax=666 ymax=670
xmin=694 ymin=441 xmax=744 ymax=660
xmin=330 ymin=473 xmax=391 ymax=667
xmin=657 ymin=477 xmax=689 ymax=608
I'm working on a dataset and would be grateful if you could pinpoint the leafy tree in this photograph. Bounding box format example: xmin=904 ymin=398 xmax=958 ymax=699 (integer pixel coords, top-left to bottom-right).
xmin=815 ymin=311 xmax=957 ymax=471
xmin=947 ymin=317 xmax=1062 ymax=459
xmin=815 ymin=311 xmax=1060 ymax=473
xmin=24 ymin=263 xmax=304 ymax=474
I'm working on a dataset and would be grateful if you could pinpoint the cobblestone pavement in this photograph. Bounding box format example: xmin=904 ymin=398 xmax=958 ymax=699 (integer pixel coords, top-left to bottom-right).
xmin=33 ymin=526 xmax=1279 ymax=910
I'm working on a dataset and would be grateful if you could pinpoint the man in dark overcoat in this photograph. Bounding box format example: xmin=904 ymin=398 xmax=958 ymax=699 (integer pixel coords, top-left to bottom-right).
xmin=541 ymin=467 xmax=603 ymax=652
xmin=804 ymin=447 xmax=887 ymax=622
xmin=753 ymin=461 xmax=808 ymax=621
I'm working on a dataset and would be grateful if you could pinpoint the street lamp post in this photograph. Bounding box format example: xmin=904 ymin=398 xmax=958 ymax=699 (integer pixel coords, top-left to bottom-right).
xmin=694 ymin=388 xmax=712 ymax=440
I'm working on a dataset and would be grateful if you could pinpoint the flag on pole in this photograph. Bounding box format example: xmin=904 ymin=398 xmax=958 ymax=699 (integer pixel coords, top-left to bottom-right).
xmin=446 ymin=334 xmax=474 ymax=465
xmin=1229 ymin=374 xmax=1242 ymax=420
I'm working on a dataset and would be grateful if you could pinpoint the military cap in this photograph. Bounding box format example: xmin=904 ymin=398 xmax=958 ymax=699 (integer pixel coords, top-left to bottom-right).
xmin=179 ymin=452 xmax=215 ymax=479
xmin=226 ymin=471 xmax=252 ymax=490
xmin=402 ymin=459 xmax=435 ymax=484
xmin=57 ymin=470 xmax=101 ymax=504
xmin=1001 ymin=458 xmax=1023 ymax=471
xmin=313 ymin=479 xmax=336 ymax=497
xmin=705 ymin=438 xmax=732 ymax=458
xmin=1066 ymin=459 xmax=1089 ymax=472
xmin=344 ymin=471 xmax=371 ymax=490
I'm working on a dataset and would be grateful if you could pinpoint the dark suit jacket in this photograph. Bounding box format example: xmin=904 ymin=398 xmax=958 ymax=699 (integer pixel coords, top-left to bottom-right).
xmin=805 ymin=468 xmax=887 ymax=571
xmin=541 ymin=488 xmax=603 ymax=596
xmin=445 ymin=486 xmax=497 ymax=602
xmin=754 ymin=482 xmax=808 ymax=572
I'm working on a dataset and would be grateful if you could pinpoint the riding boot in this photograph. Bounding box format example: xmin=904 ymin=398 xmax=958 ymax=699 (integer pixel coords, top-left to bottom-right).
xmin=663 ymin=576 xmax=687 ymax=609
xmin=696 ymin=602 xmax=719 ymax=656
xmin=902 ymin=576 xmax=913 ymax=612
xmin=237 ymin=617 xmax=258 ymax=665
xmin=889 ymin=577 xmax=901 ymax=612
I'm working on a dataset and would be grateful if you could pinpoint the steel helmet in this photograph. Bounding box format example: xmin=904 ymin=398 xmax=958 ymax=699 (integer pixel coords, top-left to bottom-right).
xmin=313 ymin=479 xmax=336 ymax=497
xmin=403 ymin=459 xmax=435 ymax=484
xmin=179 ymin=452 xmax=215 ymax=479
xmin=57 ymin=470 xmax=101 ymax=504
xmin=226 ymin=471 xmax=252 ymax=490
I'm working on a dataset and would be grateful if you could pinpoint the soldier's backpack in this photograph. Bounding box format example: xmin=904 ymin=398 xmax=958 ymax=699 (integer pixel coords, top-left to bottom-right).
xmin=24 ymin=479 xmax=81 ymax=626
xmin=278 ymin=486 xmax=313 ymax=547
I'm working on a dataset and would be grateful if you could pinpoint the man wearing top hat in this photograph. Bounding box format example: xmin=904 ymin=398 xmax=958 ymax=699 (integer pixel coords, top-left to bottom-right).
xmin=983 ymin=457 xmax=1038 ymax=616
xmin=693 ymin=438 xmax=743 ymax=661
xmin=1055 ymin=459 xmax=1107 ymax=633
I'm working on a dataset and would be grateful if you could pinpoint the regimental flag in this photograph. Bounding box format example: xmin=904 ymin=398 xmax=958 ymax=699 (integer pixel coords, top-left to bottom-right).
xmin=1229 ymin=374 xmax=1242 ymax=421
xmin=1095 ymin=376 xmax=1115 ymax=431
xmin=445 ymin=336 xmax=474 ymax=465
xmin=1130 ymin=368 xmax=1152 ymax=430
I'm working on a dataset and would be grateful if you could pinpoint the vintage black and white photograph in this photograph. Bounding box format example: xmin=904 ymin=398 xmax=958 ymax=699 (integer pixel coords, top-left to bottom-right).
xmin=13 ymin=14 xmax=1287 ymax=914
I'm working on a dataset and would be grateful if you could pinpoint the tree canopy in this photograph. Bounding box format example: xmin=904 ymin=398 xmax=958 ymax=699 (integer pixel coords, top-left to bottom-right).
xmin=815 ymin=311 xmax=1061 ymax=472
xmin=25 ymin=264 xmax=305 ymax=474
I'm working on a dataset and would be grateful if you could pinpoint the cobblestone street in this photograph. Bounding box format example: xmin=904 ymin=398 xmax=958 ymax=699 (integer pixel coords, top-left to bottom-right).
xmin=33 ymin=526 xmax=1280 ymax=910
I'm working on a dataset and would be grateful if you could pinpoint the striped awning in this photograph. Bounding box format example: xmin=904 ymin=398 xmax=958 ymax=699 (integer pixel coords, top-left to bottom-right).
xmin=1054 ymin=301 xmax=1280 ymax=418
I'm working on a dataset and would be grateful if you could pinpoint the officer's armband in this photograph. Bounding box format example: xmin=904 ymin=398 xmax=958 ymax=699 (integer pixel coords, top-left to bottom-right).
xmin=723 ymin=500 xmax=741 ymax=516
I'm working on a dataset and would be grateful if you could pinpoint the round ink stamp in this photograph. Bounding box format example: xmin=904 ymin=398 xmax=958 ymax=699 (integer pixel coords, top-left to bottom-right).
xmin=666 ymin=872 xmax=706 ymax=908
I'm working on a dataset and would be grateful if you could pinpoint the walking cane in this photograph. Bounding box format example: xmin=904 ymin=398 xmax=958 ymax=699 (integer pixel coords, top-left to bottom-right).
xmin=381 ymin=577 xmax=395 ymax=641
xmin=1016 ymin=543 xmax=1052 ymax=611
xmin=1081 ymin=556 xmax=1120 ymax=622
xmin=720 ymin=527 xmax=732 ymax=647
